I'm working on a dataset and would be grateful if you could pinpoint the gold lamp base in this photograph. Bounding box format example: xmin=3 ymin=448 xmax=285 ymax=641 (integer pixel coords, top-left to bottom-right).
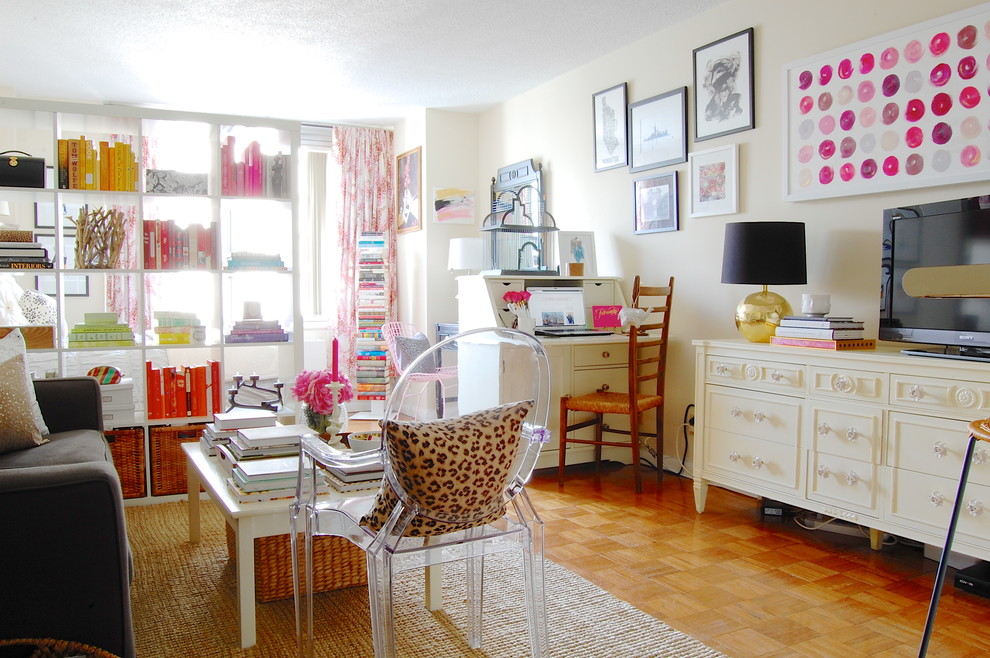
xmin=735 ymin=285 xmax=793 ymax=342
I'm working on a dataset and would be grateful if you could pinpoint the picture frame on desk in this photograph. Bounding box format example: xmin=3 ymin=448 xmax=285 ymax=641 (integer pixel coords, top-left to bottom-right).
xmin=557 ymin=231 xmax=597 ymax=277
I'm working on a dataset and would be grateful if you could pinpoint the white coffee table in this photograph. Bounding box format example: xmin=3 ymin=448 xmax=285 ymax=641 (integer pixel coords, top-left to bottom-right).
xmin=183 ymin=441 xmax=442 ymax=649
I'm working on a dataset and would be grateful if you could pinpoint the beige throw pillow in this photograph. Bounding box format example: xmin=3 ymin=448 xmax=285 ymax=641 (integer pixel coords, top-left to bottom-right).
xmin=0 ymin=328 xmax=49 ymax=437
xmin=0 ymin=350 xmax=48 ymax=453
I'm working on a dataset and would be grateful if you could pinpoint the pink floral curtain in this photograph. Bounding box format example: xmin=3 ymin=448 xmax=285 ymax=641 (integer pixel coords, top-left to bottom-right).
xmin=332 ymin=126 xmax=396 ymax=381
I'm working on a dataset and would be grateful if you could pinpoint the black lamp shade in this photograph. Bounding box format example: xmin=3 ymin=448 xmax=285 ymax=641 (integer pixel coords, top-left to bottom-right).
xmin=721 ymin=221 xmax=807 ymax=285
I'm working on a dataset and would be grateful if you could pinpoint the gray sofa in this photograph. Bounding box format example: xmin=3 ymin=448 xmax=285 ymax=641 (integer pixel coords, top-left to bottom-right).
xmin=0 ymin=377 xmax=134 ymax=658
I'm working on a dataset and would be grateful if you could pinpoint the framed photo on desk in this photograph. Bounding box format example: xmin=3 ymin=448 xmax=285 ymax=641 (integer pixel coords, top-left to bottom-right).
xmin=557 ymin=231 xmax=597 ymax=276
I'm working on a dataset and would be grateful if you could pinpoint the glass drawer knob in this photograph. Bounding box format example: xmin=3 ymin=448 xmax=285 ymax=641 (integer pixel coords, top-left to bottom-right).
xmin=846 ymin=427 xmax=859 ymax=442
xmin=817 ymin=422 xmax=831 ymax=436
xmin=834 ymin=375 xmax=852 ymax=393
xmin=751 ymin=456 xmax=765 ymax=470
xmin=817 ymin=465 xmax=831 ymax=479
xmin=975 ymin=448 xmax=988 ymax=465
xmin=910 ymin=385 xmax=923 ymax=401
xmin=966 ymin=499 xmax=984 ymax=517
xmin=933 ymin=441 xmax=947 ymax=458
xmin=728 ymin=450 xmax=741 ymax=462
xmin=753 ymin=410 xmax=767 ymax=423
xmin=770 ymin=370 xmax=783 ymax=383
xmin=715 ymin=363 xmax=728 ymax=376
xmin=730 ymin=406 xmax=742 ymax=418
xmin=930 ymin=491 xmax=945 ymax=507
xmin=846 ymin=470 xmax=859 ymax=486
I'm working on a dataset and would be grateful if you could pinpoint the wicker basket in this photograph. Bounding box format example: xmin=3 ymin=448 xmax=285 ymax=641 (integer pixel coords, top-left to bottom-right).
xmin=105 ymin=426 xmax=145 ymax=499
xmin=150 ymin=423 xmax=207 ymax=496
xmin=225 ymin=525 xmax=367 ymax=602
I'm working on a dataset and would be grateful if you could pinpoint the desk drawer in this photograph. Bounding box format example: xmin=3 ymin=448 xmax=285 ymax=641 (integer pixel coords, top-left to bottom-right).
xmin=809 ymin=402 xmax=881 ymax=463
xmin=706 ymin=387 xmax=801 ymax=446
xmin=573 ymin=343 xmax=627 ymax=368
xmin=888 ymin=468 xmax=990 ymax=542
xmin=705 ymin=355 xmax=804 ymax=394
xmin=808 ymin=452 xmax=879 ymax=516
xmin=810 ymin=366 xmax=884 ymax=404
xmin=890 ymin=373 xmax=990 ymax=415
xmin=887 ymin=412 xmax=990 ymax=487
xmin=706 ymin=429 xmax=800 ymax=492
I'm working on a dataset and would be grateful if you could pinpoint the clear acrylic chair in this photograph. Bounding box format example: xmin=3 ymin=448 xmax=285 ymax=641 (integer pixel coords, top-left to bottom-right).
xmin=292 ymin=327 xmax=551 ymax=657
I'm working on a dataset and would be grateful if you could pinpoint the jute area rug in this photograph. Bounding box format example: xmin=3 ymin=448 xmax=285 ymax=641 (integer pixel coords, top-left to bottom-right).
xmin=125 ymin=501 xmax=723 ymax=657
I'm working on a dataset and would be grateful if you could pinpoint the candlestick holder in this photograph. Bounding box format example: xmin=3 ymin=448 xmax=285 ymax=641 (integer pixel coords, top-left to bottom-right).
xmin=226 ymin=373 xmax=285 ymax=412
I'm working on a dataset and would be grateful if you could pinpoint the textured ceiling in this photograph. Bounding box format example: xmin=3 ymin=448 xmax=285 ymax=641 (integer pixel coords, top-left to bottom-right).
xmin=1 ymin=0 xmax=727 ymax=124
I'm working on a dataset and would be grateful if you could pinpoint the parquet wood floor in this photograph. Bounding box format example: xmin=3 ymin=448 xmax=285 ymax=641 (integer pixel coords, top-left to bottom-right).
xmin=527 ymin=462 xmax=990 ymax=657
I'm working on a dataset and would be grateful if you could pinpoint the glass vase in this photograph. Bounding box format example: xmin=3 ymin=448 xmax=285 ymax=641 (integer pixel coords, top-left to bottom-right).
xmin=303 ymin=402 xmax=347 ymax=438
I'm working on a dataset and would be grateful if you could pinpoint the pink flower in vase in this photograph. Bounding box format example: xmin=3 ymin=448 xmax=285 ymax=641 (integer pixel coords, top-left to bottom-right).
xmin=502 ymin=290 xmax=532 ymax=318
xmin=291 ymin=369 xmax=354 ymax=415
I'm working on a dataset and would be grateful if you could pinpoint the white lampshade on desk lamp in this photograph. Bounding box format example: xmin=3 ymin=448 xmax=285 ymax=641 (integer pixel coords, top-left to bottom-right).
xmin=447 ymin=237 xmax=482 ymax=273
xmin=721 ymin=221 xmax=807 ymax=342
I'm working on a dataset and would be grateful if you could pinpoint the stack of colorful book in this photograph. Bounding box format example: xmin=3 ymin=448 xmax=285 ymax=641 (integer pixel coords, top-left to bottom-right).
xmin=146 ymin=359 xmax=222 ymax=420
xmin=219 ymin=137 xmax=291 ymax=199
xmin=224 ymin=318 xmax=288 ymax=344
xmin=0 ymin=238 xmax=51 ymax=269
xmin=225 ymin=250 xmax=286 ymax=270
xmin=153 ymin=310 xmax=205 ymax=345
xmin=771 ymin=315 xmax=875 ymax=350
xmin=57 ymin=136 xmax=138 ymax=191
xmin=67 ymin=312 xmax=135 ymax=347
xmin=356 ymin=233 xmax=389 ymax=401
xmin=142 ymin=219 xmax=217 ymax=270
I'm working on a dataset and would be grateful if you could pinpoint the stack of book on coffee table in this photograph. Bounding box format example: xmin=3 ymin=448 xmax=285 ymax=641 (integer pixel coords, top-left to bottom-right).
xmin=771 ymin=315 xmax=875 ymax=350
xmin=216 ymin=422 xmax=322 ymax=502
xmin=318 ymin=444 xmax=384 ymax=494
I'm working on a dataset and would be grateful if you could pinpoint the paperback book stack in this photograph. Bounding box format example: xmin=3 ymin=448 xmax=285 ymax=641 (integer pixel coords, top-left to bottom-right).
xmin=209 ymin=408 xmax=278 ymax=461
xmin=356 ymin=232 xmax=388 ymax=402
xmin=225 ymin=250 xmax=286 ymax=271
xmin=224 ymin=318 xmax=288 ymax=344
xmin=771 ymin=315 xmax=875 ymax=350
xmin=321 ymin=444 xmax=385 ymax=494
xmin=0 ymin=236 xmax=52 ymax=269
xmin=67 ymin=312 xmax=135 ymax=347
xmin=154 ymin=310 xmax=205 ymax=345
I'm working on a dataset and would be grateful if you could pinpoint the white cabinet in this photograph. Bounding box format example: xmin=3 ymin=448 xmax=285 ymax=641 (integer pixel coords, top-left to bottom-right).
xmin=456 ymin=273 xmax=629 ymax=469
xmin=694 ymin=339 xmax=990 ymax=561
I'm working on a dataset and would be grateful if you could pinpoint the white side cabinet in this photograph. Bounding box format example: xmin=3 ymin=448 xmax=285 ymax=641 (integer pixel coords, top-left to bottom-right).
xmin=693 ymin=339 xmax=990 ymax=561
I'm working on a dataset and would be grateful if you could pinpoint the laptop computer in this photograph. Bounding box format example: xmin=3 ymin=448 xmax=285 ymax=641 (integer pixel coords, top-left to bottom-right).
xmin=526 ymin=287 xmax=613 ymax=337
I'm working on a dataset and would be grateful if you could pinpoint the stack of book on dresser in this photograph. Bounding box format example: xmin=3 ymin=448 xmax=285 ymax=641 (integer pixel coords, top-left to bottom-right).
xmin=771 ymin=315 xmax=875 ymax=350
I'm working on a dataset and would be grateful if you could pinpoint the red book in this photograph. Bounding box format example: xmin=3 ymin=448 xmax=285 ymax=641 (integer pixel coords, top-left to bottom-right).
xmin=162 ymin=366 xmax=177 ymax=417
xmin=160 ymin=220 xmax=171 ymax=270
xmin=146 ymin=361 xmax=163 ymax=419
xmin=207 ymin=359 xmax=222 ymax=415
xmin=191 ymin=365 xmax=208 ymax=417
xmin=175 ymin=367 xmax=188 ymax=417
xmin=142 ymin=220 xmax=156 ymax=269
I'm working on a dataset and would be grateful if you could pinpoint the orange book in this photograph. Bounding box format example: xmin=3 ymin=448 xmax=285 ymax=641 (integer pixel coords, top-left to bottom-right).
xmin=67 ymin=139 xmax=81 ymax=189
xmin=162 ymin=366 xmax=177 ymax=417
xmin=146 ymin=361 xmax=163 ymax=419
xmin=82 ymin=137 xmax=95 ymax=189
xmin=175 ymin=367 xmax=188 ymax=417
xmin=207 ymin=360 xmax=222 ymax=415
xmin=99 ymin=141 xmax=111 ymax=190
xmin=57 ymin=139 xmax=68 ymax=189
xmin=191 ymin=365 xmax=208 ymax=417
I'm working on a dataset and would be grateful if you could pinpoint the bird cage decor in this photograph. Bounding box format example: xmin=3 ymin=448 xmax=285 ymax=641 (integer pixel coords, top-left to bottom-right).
xmin=481 ymin=159 xmax=558 ymax=275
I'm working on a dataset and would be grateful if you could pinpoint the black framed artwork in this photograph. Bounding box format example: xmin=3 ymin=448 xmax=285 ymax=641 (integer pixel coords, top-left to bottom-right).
xmin=633 ymin=171 xmax=678 ymax=234
xmin=592 ymin=83 xmax=628 ymax=172
xmin=693 ymin=27 xmax=755 ymax=142
xmin=628 ymin=87 xmax=687 ymax=173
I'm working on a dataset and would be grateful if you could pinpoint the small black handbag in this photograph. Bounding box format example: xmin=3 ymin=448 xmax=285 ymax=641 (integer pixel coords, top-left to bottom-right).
xmin=0 ymin=150 xmax=45 ymax=188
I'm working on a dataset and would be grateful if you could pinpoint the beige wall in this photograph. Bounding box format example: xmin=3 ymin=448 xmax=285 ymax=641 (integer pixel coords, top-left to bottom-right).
xmin=472 ymin=0 xmax=990 ymax=462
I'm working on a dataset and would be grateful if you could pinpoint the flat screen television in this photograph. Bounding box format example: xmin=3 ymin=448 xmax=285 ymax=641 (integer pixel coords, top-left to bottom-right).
xmin=881 ymin=195 xmax=990 ymax=360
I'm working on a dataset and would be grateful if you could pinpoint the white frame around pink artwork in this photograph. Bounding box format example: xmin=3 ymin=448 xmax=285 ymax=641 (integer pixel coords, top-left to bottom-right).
xmin=784 ymin=3 xmax=990 ymax=201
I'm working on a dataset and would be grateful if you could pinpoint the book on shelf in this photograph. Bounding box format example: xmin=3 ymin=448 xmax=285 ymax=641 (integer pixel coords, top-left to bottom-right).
xmin=770 ymin=336 xmax=876 ymax=350
xmin=0 ymin=261 xmax=52 ymax=269
xmin=774 ymin=326 xmax=865 ymax=340
xmin=213 ymin=408 xmax=277 ymax=430
xmin=780 ymin=316 xmax=865 ymax=329
xmin=85 ymin=312 xmax=122 ymax=324
xmin=58 ymin=136 xmax=138 ymax=191
xmin=224 ymin=331 xmax=289 ymax=343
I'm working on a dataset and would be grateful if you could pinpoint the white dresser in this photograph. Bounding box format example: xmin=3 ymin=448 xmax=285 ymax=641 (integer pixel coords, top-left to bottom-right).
xmin=693 ymin=338 xmax=990 ymax=561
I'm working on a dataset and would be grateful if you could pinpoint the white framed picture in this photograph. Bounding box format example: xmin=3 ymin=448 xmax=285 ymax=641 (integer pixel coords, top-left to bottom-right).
xmin=557 ymin=231 xmax=596 ymax=276
xmin=688 ymin=144 xmax=738 ymax=217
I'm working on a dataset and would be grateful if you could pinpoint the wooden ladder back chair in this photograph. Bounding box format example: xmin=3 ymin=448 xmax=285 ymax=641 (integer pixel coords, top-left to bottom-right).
xmin=558 ymin=275 xmax=674 ymax=493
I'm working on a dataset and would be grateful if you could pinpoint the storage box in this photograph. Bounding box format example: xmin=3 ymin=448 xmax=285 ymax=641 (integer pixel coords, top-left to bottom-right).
xmin=225 ymin=525 xmax=367 ymax=602
xmin=99 ymin=377 xmax=134 ymax=408
xmin=105 ymin=426 xmax=146 ymax=498
xmin=150 ymin=423 xmax=207 ymax=496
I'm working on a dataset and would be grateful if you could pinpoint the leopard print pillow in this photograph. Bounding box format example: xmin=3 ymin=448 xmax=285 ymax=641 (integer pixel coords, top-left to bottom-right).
xmin=360 ymin=400 xmax=534 ymax=537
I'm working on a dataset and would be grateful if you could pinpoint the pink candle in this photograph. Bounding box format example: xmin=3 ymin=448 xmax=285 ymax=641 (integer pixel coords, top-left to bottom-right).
xmin=331 ymin=337 xmax=339 ymax=379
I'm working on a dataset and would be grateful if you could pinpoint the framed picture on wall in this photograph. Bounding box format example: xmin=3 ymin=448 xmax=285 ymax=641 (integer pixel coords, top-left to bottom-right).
xmin=689 ymin=144 xmax=738 ymax=217
xmin=693 ymin=27 xmax=755 ymax=142
xmin=396 ymin=146 xmax=422 ymax=234
xmin=557 ymin=231 xmax=597 ymax=276
xmin=633 ymin=171 xmax=678 ymax=234
xmin=592 ymin=83 xmax=628 ymax=172
xmin=628 ymin=87 xmax=687 ymax=173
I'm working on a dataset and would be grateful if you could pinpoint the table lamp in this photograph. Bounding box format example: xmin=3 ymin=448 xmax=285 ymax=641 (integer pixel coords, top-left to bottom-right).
xmin=721 ymin=221 xmax=807 ymax=342
xmin=447 ymin=237 xmax=482 ymax=273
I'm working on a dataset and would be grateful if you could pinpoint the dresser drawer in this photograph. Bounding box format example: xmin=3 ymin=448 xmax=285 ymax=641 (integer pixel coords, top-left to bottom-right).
xmin=705 ymin=355 xmax=804 ymax=394
xmin=809 ymin=402 xmax=881 ymax=463
xmin=706 ymin=429 xmax=801 ymax=493
xmin=887 ymin=412 xmax=990 ymax=487
xmin=808 ymin=452 xmax=879 ymax=516
xmin=810 ymin=366 xmax=884 ymax=404
xmin=888 ymin=468 xmax=990 ymax=543
xmin=706 ymin=387 xmax=801 ymax=446
xmin=890 ymin=373 xmax=990 ymax=415
xmin=573 ymin=343 xmax=627 ymax=368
